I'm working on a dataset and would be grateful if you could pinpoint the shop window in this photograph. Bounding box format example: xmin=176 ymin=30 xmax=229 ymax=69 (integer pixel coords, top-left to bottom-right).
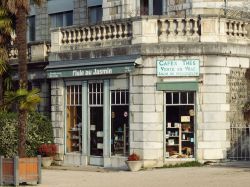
xmin=66 ymin=85 xmax=82 ymax=153
xmin=111 ymin=90 xmax=129 ymax=156
xmin=165 ymin=91 xmax=195 ymax=159
xmin=50 ymin=11 xmax=73 ymax=28
xmin=88 ymin=6 xmax=103 ymax=25
xmin=89 ymin=83 xmax=103 ymax=156
xmin=28 ymin=16 xmax=35 ymax=42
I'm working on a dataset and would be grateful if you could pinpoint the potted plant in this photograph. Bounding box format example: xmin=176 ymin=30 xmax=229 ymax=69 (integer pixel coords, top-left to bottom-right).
xmin=125 ymin=153 xmax=142 ymax=172
xmin=243 ymin=100 xmax=250 ymax=121
xmin=38 ymin=143 xmax=57 ymax=167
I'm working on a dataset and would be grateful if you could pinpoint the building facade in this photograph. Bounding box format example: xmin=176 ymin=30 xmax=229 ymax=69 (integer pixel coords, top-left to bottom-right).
xmin=15 ymin=0 xmax=250 ymax=168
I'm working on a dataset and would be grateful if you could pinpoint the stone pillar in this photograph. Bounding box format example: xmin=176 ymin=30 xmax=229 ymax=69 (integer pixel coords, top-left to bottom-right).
xmin=103 ymin=80 xmax=111 ymax=167
xmin=81 ymin=81 xmax=88 ymax=166
xmin=51 ymin=80 xmax=65 ymax=161
xmin=130 ymin=57 xmax=164 ymax=168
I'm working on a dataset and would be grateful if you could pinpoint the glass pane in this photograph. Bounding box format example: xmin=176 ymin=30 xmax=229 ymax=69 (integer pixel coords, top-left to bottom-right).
xmin=65 ymin=11 xmax=73 ymax=26
xmin=173 ymin=92 xmax=179 ymax=104
xmin=121 ymin=91 xmax=125 ymax=104
xmin=166 ymin=93 xmax=172 ymax=104
xmin=111 ymin=105 xmax=129 ymax=156
xmin=181 ymin=92 xmax=187 ymax=104
xmin=111 ymin=92 xmax=115 ymax=104
xmin=153 ymin=0 xmax=162 ymax=15
xmin=90 ymin=107 xmax=103 ymax=156
xmin=116 ymin=92 xmax=121 ymax=104
xmin=56 ymin=13 xmax=63 ymax=27
xmin=125 ymin=91 xmax=129 ymax=104
xmin=188 ymin=92 xmax=194 ymax=104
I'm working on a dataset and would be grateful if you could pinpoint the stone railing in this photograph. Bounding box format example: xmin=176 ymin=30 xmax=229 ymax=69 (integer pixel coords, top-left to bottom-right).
xmin=60 ymin=21 xmax=132 ymax=45
xmin=226 ymin=19 xmax=248 ymax=38
xmin=158 ymin=17 xmax=201 ymax=42
xmin=9 ymin=42 xmax=50 ymax=62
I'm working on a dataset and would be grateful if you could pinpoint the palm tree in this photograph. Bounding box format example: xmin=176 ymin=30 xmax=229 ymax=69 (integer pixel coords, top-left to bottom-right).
xmin=2 ymin=0 xmax=43 ymax=157
xmin=0 ymin=5 xmax=12 ymax=106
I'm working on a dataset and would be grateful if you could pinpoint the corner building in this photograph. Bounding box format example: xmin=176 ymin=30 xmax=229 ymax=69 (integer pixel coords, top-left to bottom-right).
xmin=45 ymin=0 xmax=250 ymax=168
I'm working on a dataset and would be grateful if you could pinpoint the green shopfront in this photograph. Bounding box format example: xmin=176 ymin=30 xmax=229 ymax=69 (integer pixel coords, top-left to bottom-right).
xmin=46 ymin=55 xmax=139 ymax=167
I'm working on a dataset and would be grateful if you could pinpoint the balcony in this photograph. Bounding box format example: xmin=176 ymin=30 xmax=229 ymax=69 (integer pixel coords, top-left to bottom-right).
xmin=50 ymin=16 xmax=249 ymax=54
xmin=9 ymin=41 xmax=51 ymax=64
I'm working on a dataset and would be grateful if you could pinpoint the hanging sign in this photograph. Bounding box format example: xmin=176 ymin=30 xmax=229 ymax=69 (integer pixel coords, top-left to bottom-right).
xmin=157 ymin=59 xmax=200 ymax=77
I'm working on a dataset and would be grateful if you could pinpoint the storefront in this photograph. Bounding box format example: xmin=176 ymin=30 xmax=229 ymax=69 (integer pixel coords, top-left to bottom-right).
xmin=46 ymin=55 xmax=139 ymax=167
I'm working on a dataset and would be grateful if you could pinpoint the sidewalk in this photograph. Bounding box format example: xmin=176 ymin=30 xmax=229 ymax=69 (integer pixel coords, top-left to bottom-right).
xmin=39 ymin=165 xmax=250 ymax=187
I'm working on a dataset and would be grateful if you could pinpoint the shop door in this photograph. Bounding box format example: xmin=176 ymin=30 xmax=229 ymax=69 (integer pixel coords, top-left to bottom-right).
xmin=165 ymin=91 xmax=195 ymax=159
xmin=88 ymin=82 xmax=104 ymax=165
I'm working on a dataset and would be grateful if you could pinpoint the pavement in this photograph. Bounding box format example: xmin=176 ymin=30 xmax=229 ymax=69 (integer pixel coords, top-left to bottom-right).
xmin=33 ymin=162 xmax=250 ymax=187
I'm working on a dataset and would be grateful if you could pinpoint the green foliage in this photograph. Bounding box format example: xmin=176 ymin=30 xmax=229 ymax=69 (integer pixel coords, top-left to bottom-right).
xmin=4 ymin=88 xmax=41 ymax=111
xmin=163 ymin=161 xmax=203 ymax=168
xmin=0 ymin=111 xmax=54 ymax=157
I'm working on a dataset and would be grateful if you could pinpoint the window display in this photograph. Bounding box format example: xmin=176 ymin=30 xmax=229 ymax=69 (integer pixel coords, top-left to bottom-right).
xmin=66 ymin=85 xmax=82 ymax=153
xmin=89 ymin=83 xmax=104 ymax=156
xmin=111 ymin=90 xmax=129 ymax=156
xmin=165 ymin=92 xmax=195 ymax=159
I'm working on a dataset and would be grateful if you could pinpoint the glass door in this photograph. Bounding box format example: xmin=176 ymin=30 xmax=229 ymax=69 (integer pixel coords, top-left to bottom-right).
xmin=165 ymin=91 xmax=195 ymax=159
xmin=88 ymin=82 xmax=104 ymax=157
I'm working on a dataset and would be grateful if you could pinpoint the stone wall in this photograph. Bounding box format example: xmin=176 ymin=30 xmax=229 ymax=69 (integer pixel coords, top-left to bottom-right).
xmin=51 ymin=80 xmax=65 ymax=157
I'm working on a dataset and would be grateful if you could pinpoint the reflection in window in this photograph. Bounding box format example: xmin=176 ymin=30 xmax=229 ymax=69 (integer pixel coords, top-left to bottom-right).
xmin=66 ymin=85 xmax=82 ymax=153
xmin=50 ymin=11 xmax=73 ymax=28
xmin=111 ymin=90 xmax=129 ymax=156
xmin=88 ymin=6 xmax=103 ymax=25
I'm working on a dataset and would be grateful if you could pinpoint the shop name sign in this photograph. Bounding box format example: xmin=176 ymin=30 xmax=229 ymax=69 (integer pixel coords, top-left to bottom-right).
xmin=157 ymin=59 xmax=200 ymax=77
xmin=72 ymin=68 xmax=112 ymax=76
xmin=47 ymin=66 xmax=133 ymax=78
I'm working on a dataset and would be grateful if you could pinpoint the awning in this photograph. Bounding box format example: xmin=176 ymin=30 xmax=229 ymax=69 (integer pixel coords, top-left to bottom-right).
xmin=45 ymin=55 xmax=140 ymax=79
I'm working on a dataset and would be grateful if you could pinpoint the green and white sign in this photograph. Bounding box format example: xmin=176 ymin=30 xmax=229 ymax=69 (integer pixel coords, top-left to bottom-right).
xmin=157 ymin=59 xmax=200 ymax=77
xmin=47 ymin=65 xmax=134 ymax=78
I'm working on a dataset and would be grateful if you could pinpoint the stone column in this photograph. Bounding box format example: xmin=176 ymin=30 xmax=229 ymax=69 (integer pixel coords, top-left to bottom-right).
xmin=51 ymin=80 xmax=65 ymax=163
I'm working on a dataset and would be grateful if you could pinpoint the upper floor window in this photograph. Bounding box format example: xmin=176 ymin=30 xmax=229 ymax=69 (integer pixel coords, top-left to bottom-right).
xmin=28 ymin=16 xmax=35 ymax=42
xmin=50 ymin=11 xmax=73 ymax=28
xmin=140 ymin=0 xmax=162 ymax=15
xmin=88 ymin=6 xmax=103 ymax=25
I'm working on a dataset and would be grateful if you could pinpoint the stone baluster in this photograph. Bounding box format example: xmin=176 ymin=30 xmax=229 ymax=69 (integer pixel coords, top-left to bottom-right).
xmin=61 ymin=30 xmax=67 ymax=44
xmin=75 ymin=29 xmax=79 ymax=43
xmin=113 ymin=24 xmax=118 ymax=39
xmin=123 ymin=23 xmax=128 ymax=37
xmin=160 ymin=19 xmax=167 ymax=37
xmin=71 ymin=29 xmax=76 ymax=44
xmin=117 ymin=23 xmax=123 ymax=38
xmin=168 ymin=20 xmax=175 ymax=36
xmin=79 ymin=28 xmax=84 ymax=42
xmin=228 ymin=21 xmax=233 ymax=36
xmin=68 ymin=30 xmax=72 ymax=44
xmin=87 ymin=27 xmax=91 ymax=42
xmin=107 ymin=25 xmax=112 ymax=40
xmin=238 ymin=22 xmax=243 ymax=37
xmin=243 ymin=22 xmax=247 ymax=38
xmin=232 ymin=21 xmax=236 ymax=36
xmin=193 ymin=18 xmax=199 ymax=36
xmin=91 ymin=27 xmax=96 ymax=41
xmin=186 ymin=19 xmax=191 ymax=36
xmin=102 ymin=25 xmax=107 ymax=40
xmin=176 ymin=19 xmax=183 ymax=36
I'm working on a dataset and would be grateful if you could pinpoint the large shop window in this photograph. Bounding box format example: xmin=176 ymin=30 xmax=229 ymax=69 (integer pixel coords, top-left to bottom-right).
xmin=66 ymin=85 xmax=82 ymax=153
xmin=165 ymin=91 xmax=195 ymax=159
xmin=111 ymin=90 xmax=129 ymax=156
xmin=89 ymin=83 xmax=104 ymax=156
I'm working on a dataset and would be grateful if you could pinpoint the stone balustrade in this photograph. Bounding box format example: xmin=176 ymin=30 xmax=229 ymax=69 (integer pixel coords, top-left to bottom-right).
xmin=226 ymin=19 xmax=248 ymax=38
xmin=158 ymin=17 xmax=201 ymax=42
xmin=9 ymin=42 xmax=50 ymax=62
xmin=60 ymin=21 xmax=132 ymax=45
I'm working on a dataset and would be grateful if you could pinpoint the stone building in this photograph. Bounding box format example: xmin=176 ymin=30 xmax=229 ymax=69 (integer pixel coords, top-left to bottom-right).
xmin=13 ymin=0 xmax=250 ymax=168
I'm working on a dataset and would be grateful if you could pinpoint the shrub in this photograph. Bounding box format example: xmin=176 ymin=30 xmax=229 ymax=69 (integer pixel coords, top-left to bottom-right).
xmin=0 ymin=111 xmax=54 ymax=157
xmin=128 ymin=153 xmax=140 ymax=161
